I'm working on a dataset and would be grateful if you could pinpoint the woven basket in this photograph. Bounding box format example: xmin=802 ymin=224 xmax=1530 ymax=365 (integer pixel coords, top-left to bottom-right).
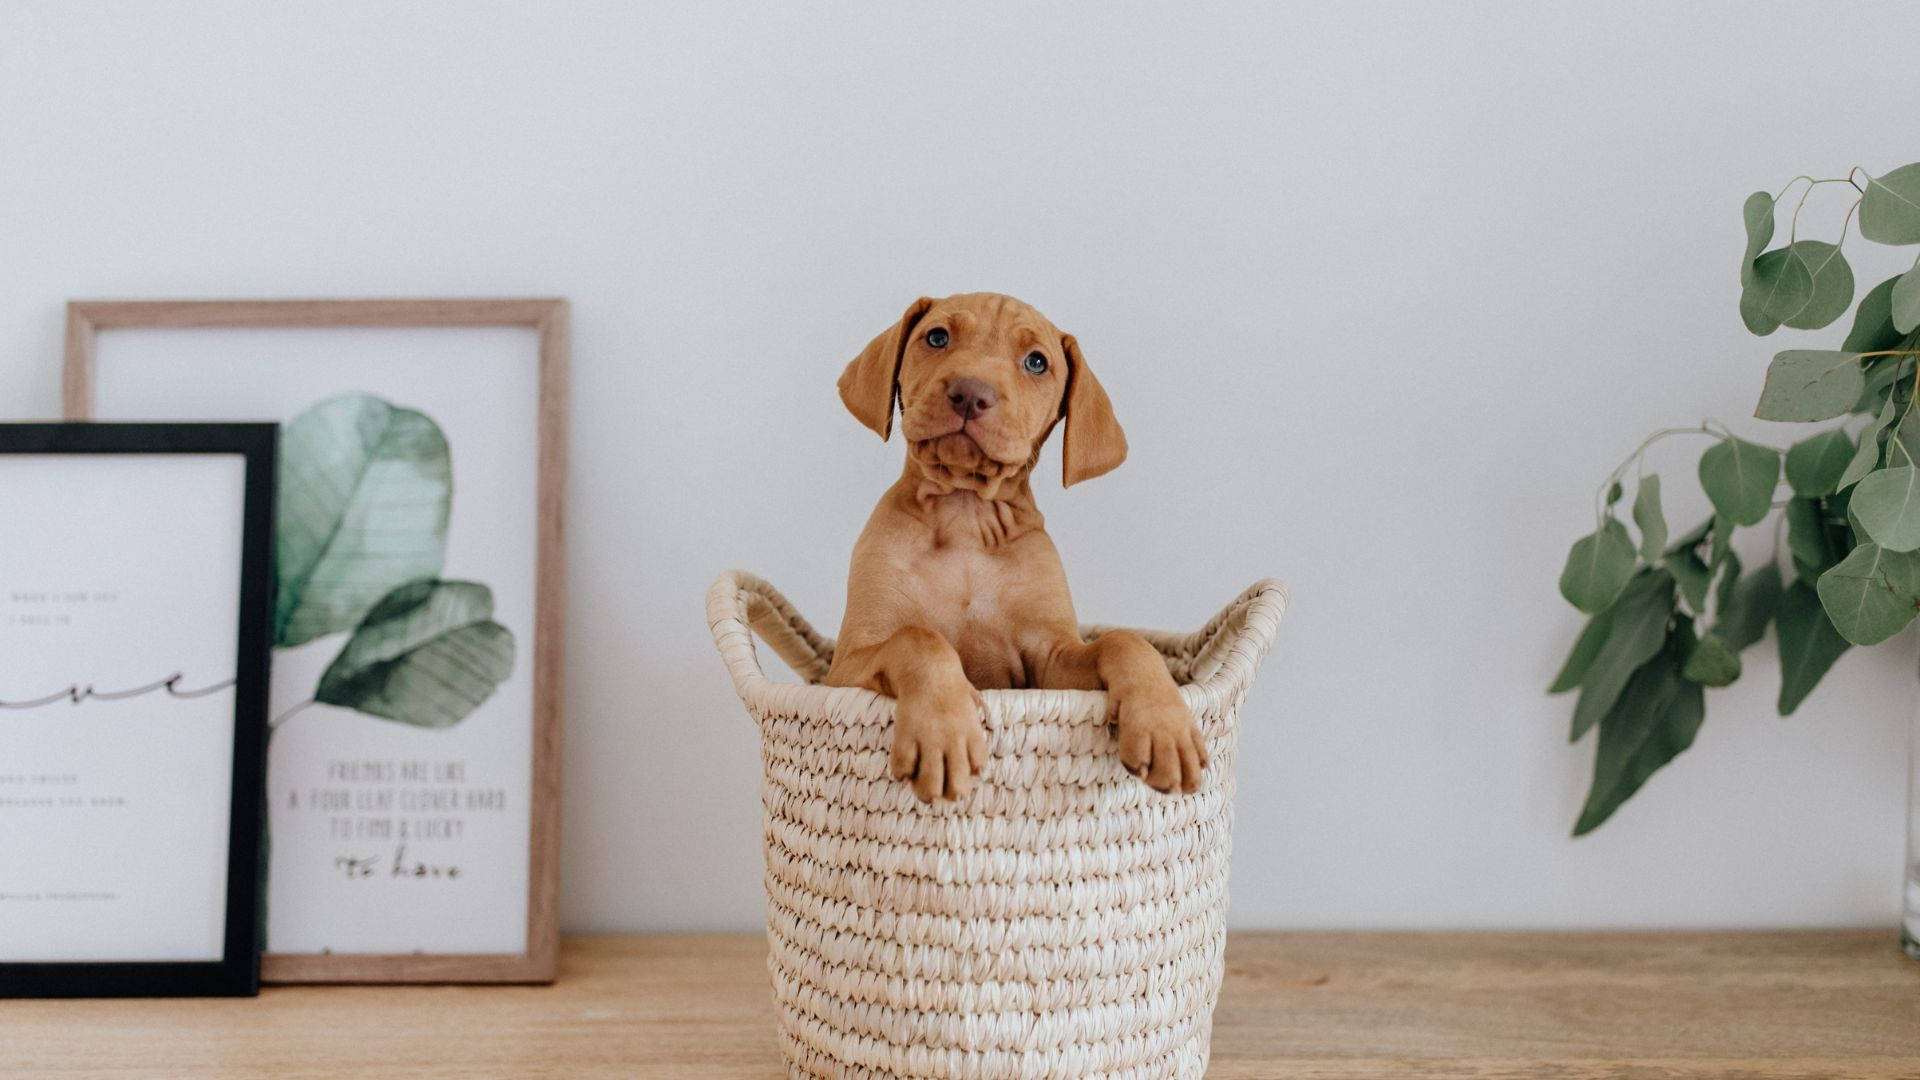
xmin=706 ymin=571 xmax=1288 ymax=1080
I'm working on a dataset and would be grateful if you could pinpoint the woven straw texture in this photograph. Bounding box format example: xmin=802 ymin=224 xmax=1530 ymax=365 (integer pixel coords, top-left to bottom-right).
xmin=707 ymin=572 xmax=1288 ymax=1080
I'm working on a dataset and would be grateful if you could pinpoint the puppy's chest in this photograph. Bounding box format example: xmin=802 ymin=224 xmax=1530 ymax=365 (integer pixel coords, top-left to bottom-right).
xmin=905 ymin=544 xmax=1037 ymax=689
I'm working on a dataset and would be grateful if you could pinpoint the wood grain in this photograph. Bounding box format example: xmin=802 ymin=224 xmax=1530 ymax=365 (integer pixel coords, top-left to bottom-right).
xmin=62 ymin=299 xmax=569 ymax=986
xmin=2 ymin=932 xmax=1914 ymax=1078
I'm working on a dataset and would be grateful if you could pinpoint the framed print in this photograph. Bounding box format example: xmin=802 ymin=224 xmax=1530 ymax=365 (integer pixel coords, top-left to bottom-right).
xmin=65 ymin=299 xmax=567 ymax=984
xmin=0 ymin=422 xmax=273 ymax=998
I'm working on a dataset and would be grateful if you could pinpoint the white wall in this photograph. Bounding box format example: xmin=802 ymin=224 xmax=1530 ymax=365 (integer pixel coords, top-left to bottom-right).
xmin=3 ymin=1 xmax=1916 ymax=932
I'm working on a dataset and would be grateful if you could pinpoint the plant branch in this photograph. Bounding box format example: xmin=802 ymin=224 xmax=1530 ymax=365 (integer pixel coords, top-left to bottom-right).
xmin=1593 ymin=424 xmax=1733 ymax=526
xmin=270 ymin=698 xmax=315 ymax=729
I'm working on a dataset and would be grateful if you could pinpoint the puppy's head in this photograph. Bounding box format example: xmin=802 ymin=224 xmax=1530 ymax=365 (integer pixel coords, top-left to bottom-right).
xmin=837 ymin=292 xmax=1127 ymax=491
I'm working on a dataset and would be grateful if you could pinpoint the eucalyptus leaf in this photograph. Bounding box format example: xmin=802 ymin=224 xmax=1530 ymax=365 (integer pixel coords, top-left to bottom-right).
xmin=1740 ymin=247 xmax=1807 ymax=336
xmin=1850 ymin=465 xmax=1920 ymax=551
xmin=1698 ymin=436 xmax=1781 ymax=526
xmin=1714 ymin=562 xmax=1782 ymax=651
xmin=277 ymin=394 xmax=452 ymax=647
xmin=1713 ymin=547 xmax=1743 ymax=617
xmin=1709 ymin=513 xmax=1735 ymax=570
xmin=1785 ymin=497 xmax=1841 ymax=579
xmin=316 ymin=579 xmax=516 ymax=728
xmin=1550 ymin=607 xmax=1614 ymax=694
xmin=1607 ymin=480 xmax=1624 ymax=507
xmin=1778 ymin=241 xmax=1853 ymax=330
xmin=1740 ymin=191 xmax=1773 ymax=287
xmin=1755 ymin=351 xmax=1864 ymax=422
xmin=1665 ymin=518 xmax=1711 ymax=557
xmin=1838 ymin=405 xmax=1894 ymax=490
xmin=1855 ymin=356 xmax=1902 ymax=414
xmin=1570 ymin=570 xmax=1676 ymax=741
xmin=1861 ymin=163 xmax=1920 ymax=245
xmin=1814 ymin=542 xmax=1920 ymax=646
xmin=1671 ymin=548 xmax=1711 ymax=612
xmin=1681 ymin=630 xmax=1742 ymax=687
xmin=1632 ymin=475 xmax=1666 ymax=563
xmin=1843 ymin=276 xmax=1908 ymax=354
xmin=1894 ymin=269 xmax=1920 ymax=335
xmin=1776 ymin=581 xmax=1850 ymax=715
xmin=1892 ymin=408 xmax=1920 ymax=467
xmin=1573 ymin=627 xmax=1704 ymax=836
xmin=1559 ymin=518 xmax=1637 ymax=614
xmin=1784 ymin=428 xmax=1855 ymax=497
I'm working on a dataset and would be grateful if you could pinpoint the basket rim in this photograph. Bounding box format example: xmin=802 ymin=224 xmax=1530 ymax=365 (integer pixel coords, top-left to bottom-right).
xmin=706 ymin=572 xmax=1288 ymax=722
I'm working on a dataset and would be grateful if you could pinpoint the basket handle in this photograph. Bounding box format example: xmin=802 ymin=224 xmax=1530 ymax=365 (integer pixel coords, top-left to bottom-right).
xmin=707 ymin=570 xmax=837 ymax=700
xmin=1177 ymin=578 xmax=1290 ymax=702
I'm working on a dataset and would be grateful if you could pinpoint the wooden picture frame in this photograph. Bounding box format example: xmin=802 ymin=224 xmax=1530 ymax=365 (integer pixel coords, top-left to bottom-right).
xmin=0 ymin=422 xmax=275 ymax=997
xmin=65 ymin=300 xmax=567 ymax=984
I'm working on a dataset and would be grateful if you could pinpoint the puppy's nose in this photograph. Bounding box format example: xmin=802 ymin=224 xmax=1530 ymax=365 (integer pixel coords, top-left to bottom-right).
xmin=947 ymin=377 xmax=997 ymax=420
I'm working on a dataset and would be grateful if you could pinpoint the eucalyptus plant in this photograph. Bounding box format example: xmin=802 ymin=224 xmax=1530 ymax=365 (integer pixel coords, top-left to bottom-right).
xmin=1554 ymin=162 xmax=1920 ymax=835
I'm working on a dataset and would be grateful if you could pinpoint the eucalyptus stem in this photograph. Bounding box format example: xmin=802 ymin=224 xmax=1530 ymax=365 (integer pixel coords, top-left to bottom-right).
xmin=1593 ymin=423 xmax=1735 ymax=527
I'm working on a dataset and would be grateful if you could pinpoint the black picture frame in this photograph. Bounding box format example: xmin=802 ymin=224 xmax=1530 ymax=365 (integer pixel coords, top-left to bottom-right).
xmin=0 ymin=423 xmax=275 ymax=998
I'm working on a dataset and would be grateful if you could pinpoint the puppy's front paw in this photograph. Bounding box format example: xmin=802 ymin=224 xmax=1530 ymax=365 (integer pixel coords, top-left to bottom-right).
xmin=1114 ymin=692 xmax=1209 ymax=794
xmin=890 ymin=685 xmax=988 ymax=803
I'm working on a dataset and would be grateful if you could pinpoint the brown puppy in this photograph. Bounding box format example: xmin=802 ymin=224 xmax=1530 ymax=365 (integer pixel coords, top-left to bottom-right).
xmin=825 ymin=292 xmax=1207 ymax=803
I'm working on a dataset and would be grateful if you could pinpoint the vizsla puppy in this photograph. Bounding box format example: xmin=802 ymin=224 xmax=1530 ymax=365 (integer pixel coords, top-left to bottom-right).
xmin=825 ymin=293 xmax=1207 ymax=803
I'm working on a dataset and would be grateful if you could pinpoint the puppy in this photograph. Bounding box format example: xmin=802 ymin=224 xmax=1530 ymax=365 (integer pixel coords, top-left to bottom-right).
xmin=825 ymin=293 xmax=1207 ymax=803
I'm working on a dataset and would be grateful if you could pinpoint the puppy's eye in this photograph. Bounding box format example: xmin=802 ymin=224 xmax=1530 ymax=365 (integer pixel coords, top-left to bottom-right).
xmin=1023 ymin=351 xmax=1049 ymax=374
xmin=925 ymin=327 xmax=949 ymax=348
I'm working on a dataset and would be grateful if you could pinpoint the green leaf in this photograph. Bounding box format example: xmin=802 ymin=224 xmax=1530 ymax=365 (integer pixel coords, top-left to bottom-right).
xmin=1671 ymin=547 xmax=1711 ymax=612
xmin=1785 ymin=497 xmax=1841 ymax=579
xmin=1740 ymin=191 xmax=1774 ymax=287
xmin=1631 ymin=475 xmax=1666 ymax=563
xmin=1776 ymin=581 xmax=1850 ymax=715
xmin=276 ymin=394 xmax=452 ymax=646
xmin=1894 ymin=269 xmax=1920 ymax=335
xmin=316 ymin=579 xmax=516 ymax=728
xmin=1740 ymin=247 xmax=1807 ymax=335
xmin=1570 ymin=570 xmax=1676 ymax=741
xmin=1891 ymin=408 xmax=1920 ymax=467
xmin=1665 ymin=517 xmax=1711 ymax=556
xmin=1861 ymin=164 xmax=1920 ymax=245
xmin=1850 ymin=465 xmax=1920 ymax=551
xmin=1698 ymin=437 xmax=1780 ymax=526
xmin=1709 ymin=514 xmax=1735 ymax=570
xmin=1755 ymin=351 xmax=1865 ymax=422
xmin=1550 ymin=608 xmax=1614 ymax=694
xmin=1778 ymin=241 xmax=1854 ymax=330
xmin=1843 ymin=276 xmax=1908 ymax=354
xmin=1715 ymin=562 xmax=1782 ymax=651
xmin=1854 ymin=355 xmax=1903 ymax=414
xmin=1559 ymin=518 xmax=1637 ymax=614
xmin=1839 ymin=405 xmax=1894 ymax=490
xmin=1712 ymin=546 xmax=1743 ymax=616
xmin=1783 ymin=428 xmax=1855 ymax=497
xmin=1606 ymin=480 xmax=1624 ymax=507
xmin=1681 ymin=630 xmax=1742 ymax=687
xmin=1814 ymin=542 xmax=1920 ymax=646
xmin=1573 ymin=627 xmax=1704 ymax=836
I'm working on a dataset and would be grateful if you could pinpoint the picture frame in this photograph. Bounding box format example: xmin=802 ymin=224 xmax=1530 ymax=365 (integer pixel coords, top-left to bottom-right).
xmin=65 ymin=299 xmax=567 ymax=984
xmin=0 ymin=422 xmax=274 ymax=998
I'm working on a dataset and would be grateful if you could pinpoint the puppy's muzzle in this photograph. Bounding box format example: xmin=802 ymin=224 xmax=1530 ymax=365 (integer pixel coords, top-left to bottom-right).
xmin=946 ymin=377 xmax=996 ymax=421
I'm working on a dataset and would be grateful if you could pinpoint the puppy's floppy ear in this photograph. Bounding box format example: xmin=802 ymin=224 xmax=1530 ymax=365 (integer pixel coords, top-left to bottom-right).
xmin=1059 ymin=333 xmax=1128 ymax=487
xmin=838 ymin=297 xmax=934 ymax=440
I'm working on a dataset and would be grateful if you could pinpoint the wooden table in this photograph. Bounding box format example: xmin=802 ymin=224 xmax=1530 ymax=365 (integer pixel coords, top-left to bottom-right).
xmin=5 ymin=932 xmax=1917 ymax=1078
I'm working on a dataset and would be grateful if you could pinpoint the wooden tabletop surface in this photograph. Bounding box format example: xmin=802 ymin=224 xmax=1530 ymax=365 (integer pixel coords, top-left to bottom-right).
xmin=4 ymin=931 xmax=1917 ymax=1078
